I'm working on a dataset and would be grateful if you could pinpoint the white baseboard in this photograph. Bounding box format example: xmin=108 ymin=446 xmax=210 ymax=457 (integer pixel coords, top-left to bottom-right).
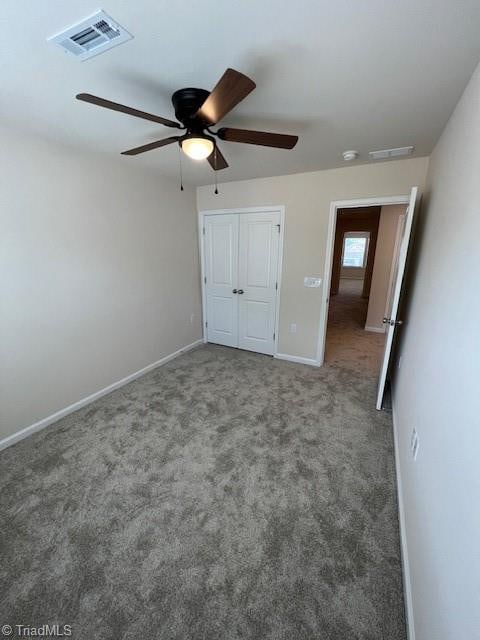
xmin=365 ymin=325 xmax=386 ymax=333
xmin=274 ymin=353 xmax=320 ymax=367
xmin=0 ymin=339 xmax=203 ymax=453
xmin=391 ymin=394 xmax=416 ymax=640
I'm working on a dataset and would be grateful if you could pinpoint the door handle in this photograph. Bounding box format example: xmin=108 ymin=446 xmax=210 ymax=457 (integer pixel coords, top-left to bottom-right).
xmin=383 ymin=317 xmax=403 ymax=326
xmin=232 ymin=289 xmax=238 ymax=294
xmin=237 ymin=289 xmax=244 ymax=294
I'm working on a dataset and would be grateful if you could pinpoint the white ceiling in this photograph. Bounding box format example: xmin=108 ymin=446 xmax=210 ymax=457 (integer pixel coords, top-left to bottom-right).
xmin=2 ymin=0 xmax=480 ymax=185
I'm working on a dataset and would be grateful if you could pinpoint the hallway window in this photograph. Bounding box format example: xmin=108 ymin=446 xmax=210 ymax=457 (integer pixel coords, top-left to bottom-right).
xmin=342 ymin=234 xmax=369 ymax=268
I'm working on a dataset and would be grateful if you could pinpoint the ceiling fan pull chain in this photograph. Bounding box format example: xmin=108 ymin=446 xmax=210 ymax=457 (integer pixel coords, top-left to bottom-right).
xmin=214 ymin=146 xmax=219 ymax=195
xmin=178 ymin=144 xmax=184 ymax=191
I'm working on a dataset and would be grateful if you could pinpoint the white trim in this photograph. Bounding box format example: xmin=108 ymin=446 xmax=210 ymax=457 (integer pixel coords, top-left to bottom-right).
xmin=274 ymin=211 xmax=285 ymax=356
xmin=316 ymin=194 xmax=411 ymax=367
xmin=0 ymin=339 xmax=203 ymax=452
xmin=391 ymin=394 xmax=416 ymax=640
xmin=274 ymin=353 xmax=320 ymax=367
xmin=364 ymin=325 xmax=386 ymax=333
xmin=199 ymin=205 xmax=285 ymax=216
xmin=198 ymin=206 xmax=285 ymax=356
xmin=198 ymin=212 xmax=208 ymax=344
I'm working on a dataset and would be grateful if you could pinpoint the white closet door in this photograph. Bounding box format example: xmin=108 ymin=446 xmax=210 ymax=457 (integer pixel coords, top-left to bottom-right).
xmin=237 ymin=212 xmax=280 ymax=355
xmin=204 ymin=214 xmax=239 ymax=347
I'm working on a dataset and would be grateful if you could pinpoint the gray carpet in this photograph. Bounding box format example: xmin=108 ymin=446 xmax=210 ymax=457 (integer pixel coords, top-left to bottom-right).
xmin=0 ymin=345 xmax=405 ymax=639
xmin=325 ymin=278 xmax=386 ymax=374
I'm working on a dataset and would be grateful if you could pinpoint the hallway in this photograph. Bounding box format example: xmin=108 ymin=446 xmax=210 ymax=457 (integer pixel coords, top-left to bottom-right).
xmin=325 ymin=278 xmax=386 ymax=373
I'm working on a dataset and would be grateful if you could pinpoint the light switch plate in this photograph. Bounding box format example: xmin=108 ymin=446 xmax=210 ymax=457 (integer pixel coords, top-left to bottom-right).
xmin=304 ymin=276 xmax=322 ymax=288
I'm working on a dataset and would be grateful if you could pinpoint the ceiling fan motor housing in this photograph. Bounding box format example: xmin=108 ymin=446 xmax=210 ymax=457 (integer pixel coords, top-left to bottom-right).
xmin=171 ymin=88 xmax=210 ymax=129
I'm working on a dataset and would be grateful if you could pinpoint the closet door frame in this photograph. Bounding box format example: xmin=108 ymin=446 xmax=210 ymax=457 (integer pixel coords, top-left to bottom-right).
xmin=199 ymin=206 xmax=285 ymax=357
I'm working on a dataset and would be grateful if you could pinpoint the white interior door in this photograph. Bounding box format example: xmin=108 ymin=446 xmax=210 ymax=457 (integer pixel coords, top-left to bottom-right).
xmin=204 ymin=214 xmax=239 ymax=347
xmin=376 ymin=186 xmax=418 ymax=409
xmin=238 ymin=212 xmax=280 ymax=355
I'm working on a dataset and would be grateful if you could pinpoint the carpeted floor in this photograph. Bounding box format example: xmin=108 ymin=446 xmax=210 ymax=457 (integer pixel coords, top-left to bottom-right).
xmin=0 ymin=345 xmax=405 ymax=639
xmin=325 ymin=279 xmax=386 ymax=373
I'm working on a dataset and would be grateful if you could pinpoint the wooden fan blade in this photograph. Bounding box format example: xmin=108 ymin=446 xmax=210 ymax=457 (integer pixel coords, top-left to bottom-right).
xmin=207 ymin=145 xmax=229 ymax=170
xmin=76 ymin=93 xmax=181 ymax=128
xmin=217 ymin=127 xmax=298 ymax=149
xmin=195 ymin=69 xmax=256 ymax=126
xmin=121 ymin=137 xmax=181 ymax=156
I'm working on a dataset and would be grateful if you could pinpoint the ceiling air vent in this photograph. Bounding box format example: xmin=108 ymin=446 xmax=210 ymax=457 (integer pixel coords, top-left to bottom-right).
xmin=48 ymin=10 xmax=133 ymax=61
xmin=369 ymin=146 xmax=414 ymax=160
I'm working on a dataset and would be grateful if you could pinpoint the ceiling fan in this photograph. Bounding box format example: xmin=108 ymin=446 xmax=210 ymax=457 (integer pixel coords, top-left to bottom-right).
xmin=76 ymin=68 xmax=298 ymax=171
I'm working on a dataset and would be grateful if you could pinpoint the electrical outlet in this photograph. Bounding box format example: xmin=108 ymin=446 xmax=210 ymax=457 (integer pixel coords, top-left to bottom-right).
xmin=411 ymin=428 xmax=419 ymax=460
xmin=290 ymin=323 xmax=297 ymax=334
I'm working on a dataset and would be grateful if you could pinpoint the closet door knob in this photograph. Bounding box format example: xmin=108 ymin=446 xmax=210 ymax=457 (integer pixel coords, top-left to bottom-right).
xmin=232 ymin=289 xmax=238 ymax=294
xmin=237 ymin=289 xmax=244 ymax=294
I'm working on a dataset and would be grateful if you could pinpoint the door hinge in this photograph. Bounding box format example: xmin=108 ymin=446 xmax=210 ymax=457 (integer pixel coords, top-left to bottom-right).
xmin=205 ymin=321 xmax=208 ymax=328
xmin=276 ymin=224 xmax=281 ymax=233
xmin=275 ymin=282 xmax=278 ymax=290
xmin=273 ymin=332 xmax=276 ymax=340
xmin=204 ymin=276 xmax=207 ymax=284
xmin=203 ymin=227 xmax=205 ymax=235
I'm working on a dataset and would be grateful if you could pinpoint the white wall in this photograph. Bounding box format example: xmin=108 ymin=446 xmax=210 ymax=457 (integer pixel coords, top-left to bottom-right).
xmin=366 ymin=204 xmax=406 ymax=330
xmin=0 ymin=127 xmax=202 ymax=441
xmin=198 ymin=157 xmax=428 ymax=360
xmin=392 ymin=63 xmax=480 ymax=639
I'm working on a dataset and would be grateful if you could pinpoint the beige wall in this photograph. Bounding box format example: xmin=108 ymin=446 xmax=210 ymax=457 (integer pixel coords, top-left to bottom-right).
xmin=393 ymin=63 xmax=480 ymax=639
xmin=365 ymin=204 xmax=407 ymax=330
xmin=0 ymin=127 xmax=202 ymax=440
xmin=198 ymin=157 xmax=429 ymax=360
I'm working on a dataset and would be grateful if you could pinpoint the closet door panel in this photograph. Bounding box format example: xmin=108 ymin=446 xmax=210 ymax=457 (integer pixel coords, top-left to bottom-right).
xmin=237 ymin=212 xmax=280 ymax=355
xmin=204 ymin=215 xmax=239 ymax=347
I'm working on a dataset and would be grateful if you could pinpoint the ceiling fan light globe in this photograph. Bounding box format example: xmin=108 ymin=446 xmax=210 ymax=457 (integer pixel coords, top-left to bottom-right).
xmin=181 ymin=137 xmax=214 ymax=160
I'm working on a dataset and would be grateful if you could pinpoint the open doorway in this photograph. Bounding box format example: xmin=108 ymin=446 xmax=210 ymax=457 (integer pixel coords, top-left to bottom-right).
xmin=324 ymin=203 xmax=408 ymax=374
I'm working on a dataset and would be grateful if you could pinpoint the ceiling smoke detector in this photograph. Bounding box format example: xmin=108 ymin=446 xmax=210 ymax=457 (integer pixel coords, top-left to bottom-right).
xmin=47 ymin=10 xmax=133 ymax=61
xmin=342 ymin=150 xmax=359 ymax=162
